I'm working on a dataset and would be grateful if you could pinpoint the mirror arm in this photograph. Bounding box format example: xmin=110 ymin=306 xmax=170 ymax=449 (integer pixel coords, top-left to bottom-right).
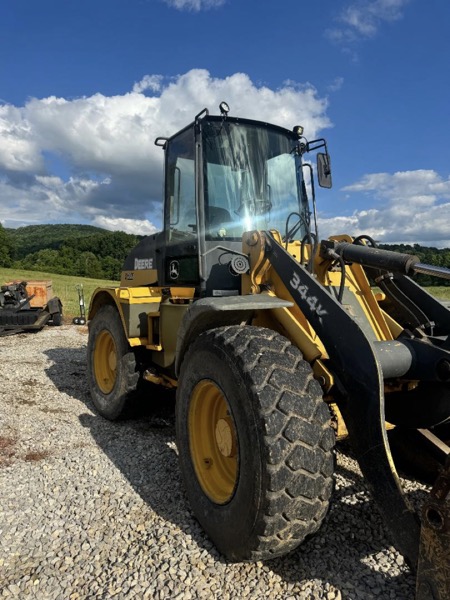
xmin=303 ymin=163 xmax=319 ymax=242
xmin=306 ymin=138 xmax=328 ymax=153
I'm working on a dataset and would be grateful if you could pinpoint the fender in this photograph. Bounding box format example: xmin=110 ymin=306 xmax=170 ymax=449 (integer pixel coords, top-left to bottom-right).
xmin=175 ymin=294 xmax=293 ymax=376
xmin=88 ymin=287 xmax=162 ymax=343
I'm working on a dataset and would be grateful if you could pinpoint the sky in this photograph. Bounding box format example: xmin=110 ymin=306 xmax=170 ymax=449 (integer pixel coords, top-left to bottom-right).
xmin=1 ymin=0 xmax=450 ymax=246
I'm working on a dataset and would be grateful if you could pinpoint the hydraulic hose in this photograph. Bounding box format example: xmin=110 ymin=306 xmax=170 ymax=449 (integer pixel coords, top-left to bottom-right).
xmin=377 ymin=275 xmax=432 ymax=331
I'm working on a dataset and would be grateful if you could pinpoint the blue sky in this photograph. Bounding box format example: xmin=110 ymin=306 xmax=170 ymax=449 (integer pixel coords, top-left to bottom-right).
xmin=1 ymin=0 xmax=450 ymax=245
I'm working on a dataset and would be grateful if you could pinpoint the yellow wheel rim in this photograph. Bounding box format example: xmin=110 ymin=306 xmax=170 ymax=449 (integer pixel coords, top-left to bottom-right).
xmin=189 ymin=380 xmax=239 ymax=504
xmin=94 ymin=330 xmax=117 ymax=394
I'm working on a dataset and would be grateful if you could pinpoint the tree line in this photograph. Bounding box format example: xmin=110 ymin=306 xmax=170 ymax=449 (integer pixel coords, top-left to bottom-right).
xmin=0 ymin=223 xmax=449 ymax=284
xmin=0 ymin=224 xmax=142 ymax=281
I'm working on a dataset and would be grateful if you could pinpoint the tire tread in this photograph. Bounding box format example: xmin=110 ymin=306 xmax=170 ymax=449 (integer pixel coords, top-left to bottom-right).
xmin=181 ymin=325 xmax=335 ymax=561
xmin=87 ymin=304 xmax=139 ymax=420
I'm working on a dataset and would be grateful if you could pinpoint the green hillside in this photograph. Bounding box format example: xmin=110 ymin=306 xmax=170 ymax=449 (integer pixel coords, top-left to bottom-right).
xmin=1 ymin=223 xmax=143 ymax=281
xmin=6 ymin=224 xmax=107 ymax=259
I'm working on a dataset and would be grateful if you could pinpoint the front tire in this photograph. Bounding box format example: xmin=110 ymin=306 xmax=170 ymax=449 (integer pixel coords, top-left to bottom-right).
xmin=176 ymin=325 xmax=335 ymax=561
xmin=87 ymin=304 xmax=139 ymax=420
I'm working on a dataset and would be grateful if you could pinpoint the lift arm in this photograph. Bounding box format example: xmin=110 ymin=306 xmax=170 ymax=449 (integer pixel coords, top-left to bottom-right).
xmin=264 ymin=233 xmax=450 ymax=598
xmin=264 ymin=232 xmax=421 ymax=566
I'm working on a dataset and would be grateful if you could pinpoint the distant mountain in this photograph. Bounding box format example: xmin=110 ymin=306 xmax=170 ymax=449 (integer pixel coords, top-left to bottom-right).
xmin=6 ymin=224 xmax=110 ymax=259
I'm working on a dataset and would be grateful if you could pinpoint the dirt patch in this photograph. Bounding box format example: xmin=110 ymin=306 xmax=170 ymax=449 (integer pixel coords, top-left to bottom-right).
xmin=0 ymin=435 xmax=54 ymax=465
xmin=40 ymin=407 xmax=69 ymax=414
xmin=22 ymin=378 xmax=39 ymax=387
xmin=16 ymin=398 xmax=38 ymax=406
xmin=0 ymin=435 xmax=17 ymax=467
xmin=23 ymin=449 xmax=52 ymax=462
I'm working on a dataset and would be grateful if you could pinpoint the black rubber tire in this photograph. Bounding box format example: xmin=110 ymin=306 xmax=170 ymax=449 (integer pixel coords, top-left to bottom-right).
xmin=87 ymin=304 xmax=139 ymax=420
xmin=52 ymin=311 xmax=63 ymax=326
xmin=176 ymin=325 xmax=335 ymax=561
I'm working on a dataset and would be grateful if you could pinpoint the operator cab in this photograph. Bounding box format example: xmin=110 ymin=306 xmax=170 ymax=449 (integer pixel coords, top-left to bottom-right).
xmin=124 ymin=103 xmax=331 ymax=296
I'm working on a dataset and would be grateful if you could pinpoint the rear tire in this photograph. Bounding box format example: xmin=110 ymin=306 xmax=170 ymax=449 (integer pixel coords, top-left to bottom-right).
xmin=176 ymin=325 xmax=335 ymax=561
xmin=87 ymin=304 xmax=139 ymax=420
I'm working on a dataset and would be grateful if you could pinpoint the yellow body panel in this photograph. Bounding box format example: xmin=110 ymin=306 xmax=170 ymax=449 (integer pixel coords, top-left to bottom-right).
xmin=89 ymin=286 xmax=163 ymax=342
xmin=242 ymin=230 xmax=404 ymax=396
xmin=89 ymin=286 xmax=195 ymax=371
xmin=120 ymin=268 xmax=158 ymax=287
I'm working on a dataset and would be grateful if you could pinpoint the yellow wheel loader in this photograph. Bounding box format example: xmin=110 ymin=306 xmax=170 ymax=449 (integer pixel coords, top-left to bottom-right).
xmin=87 ymin=103 xmax=450 ymax=599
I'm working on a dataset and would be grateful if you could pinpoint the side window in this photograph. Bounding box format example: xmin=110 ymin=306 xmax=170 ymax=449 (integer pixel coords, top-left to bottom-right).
xmin=166 ymin=128 xmax=196 ymax=242
xmin=266 ymin=153 xmax=299 ymax=233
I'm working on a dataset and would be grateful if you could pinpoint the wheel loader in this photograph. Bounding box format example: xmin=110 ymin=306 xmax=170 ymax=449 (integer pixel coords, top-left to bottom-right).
xmin=87 ymin=103 xmax=450 ymax=598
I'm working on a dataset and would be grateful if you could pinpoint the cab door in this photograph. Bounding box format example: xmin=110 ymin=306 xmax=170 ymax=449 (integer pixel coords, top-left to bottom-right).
xmin=163 ymin=125 xmax=201 ymax=288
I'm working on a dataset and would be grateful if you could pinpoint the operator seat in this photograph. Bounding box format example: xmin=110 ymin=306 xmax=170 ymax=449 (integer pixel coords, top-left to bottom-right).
xmin=207 ymin=206 xmax=233 ymax=237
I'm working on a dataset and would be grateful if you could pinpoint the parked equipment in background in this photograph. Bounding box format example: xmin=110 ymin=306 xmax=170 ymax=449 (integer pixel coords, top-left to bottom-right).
xmin=86 ymin=103 xmax=450 ymax=599
xmin=73 ymin=284 xmax=86 ymax=325
xmin=0 ymin=280 xmax=63 ymax=336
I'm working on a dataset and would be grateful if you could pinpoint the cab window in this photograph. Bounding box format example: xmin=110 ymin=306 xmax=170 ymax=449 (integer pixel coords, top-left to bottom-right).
xmin=166 ymin=128 xmax=196 ymax=243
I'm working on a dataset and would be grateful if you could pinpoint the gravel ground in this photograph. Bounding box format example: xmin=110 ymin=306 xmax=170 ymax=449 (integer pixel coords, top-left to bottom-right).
xmin=0 ymin=324 xmax=427 ymax=599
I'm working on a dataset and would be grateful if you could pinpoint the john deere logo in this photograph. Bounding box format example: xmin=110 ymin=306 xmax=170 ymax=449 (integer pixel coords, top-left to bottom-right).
xmin=169 ymin=260 xmax=180 ymax=280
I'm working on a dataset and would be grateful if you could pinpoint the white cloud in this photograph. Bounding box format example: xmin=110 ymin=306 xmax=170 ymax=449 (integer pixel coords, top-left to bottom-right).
xmin=0 ymin=104 xmax=44 ymax=172
xmin=0 ymin=173 xmax=102 ymax=226
xmin=163 ymin=0 xmax=225 ymax=11
xmin=0 ymin=69 xmax=331 ymax=232
xmin=132 ymin=75 xmax=163 ymax=94
xmin=327 ymin=77 xmax=344 ymax=93
xmin=327 ymin=0 xmax=410 ymax=45
xmin=342 ymin=169 xmax=450 ymax=206
xmin=92 ymin=216 xmax=158 ymax=235
xmin=319 ymin=170 xmax=450 ymax=247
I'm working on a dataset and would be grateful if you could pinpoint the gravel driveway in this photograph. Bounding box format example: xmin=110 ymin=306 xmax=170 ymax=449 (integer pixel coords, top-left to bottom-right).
xmin=0 ymin=325 xmax=424 ymax=599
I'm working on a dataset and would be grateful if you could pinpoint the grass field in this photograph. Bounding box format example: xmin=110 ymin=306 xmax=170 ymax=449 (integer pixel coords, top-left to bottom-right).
xmin=0 ymin=268 xmax=118 ymax=318
xmin=1 ymin=267 xmax=449 ymax=319
xmin=424 ymin=286 xmax=450 ymax=300
xmin=372 ymin=285 xmax=450 ymax=301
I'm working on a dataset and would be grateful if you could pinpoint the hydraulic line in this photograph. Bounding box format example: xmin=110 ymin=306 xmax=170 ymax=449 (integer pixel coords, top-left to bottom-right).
xmin=377 ymin=274 xmax=433 ymax=331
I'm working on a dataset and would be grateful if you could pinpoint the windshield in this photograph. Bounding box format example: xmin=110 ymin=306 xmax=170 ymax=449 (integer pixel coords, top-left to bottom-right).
xmin=202 ymin=120 xmax=308 ymax=240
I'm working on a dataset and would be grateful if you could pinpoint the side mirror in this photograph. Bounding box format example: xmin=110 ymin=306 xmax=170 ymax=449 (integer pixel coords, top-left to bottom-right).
xmin=317 ymin=153 xmax=332 ymax=189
